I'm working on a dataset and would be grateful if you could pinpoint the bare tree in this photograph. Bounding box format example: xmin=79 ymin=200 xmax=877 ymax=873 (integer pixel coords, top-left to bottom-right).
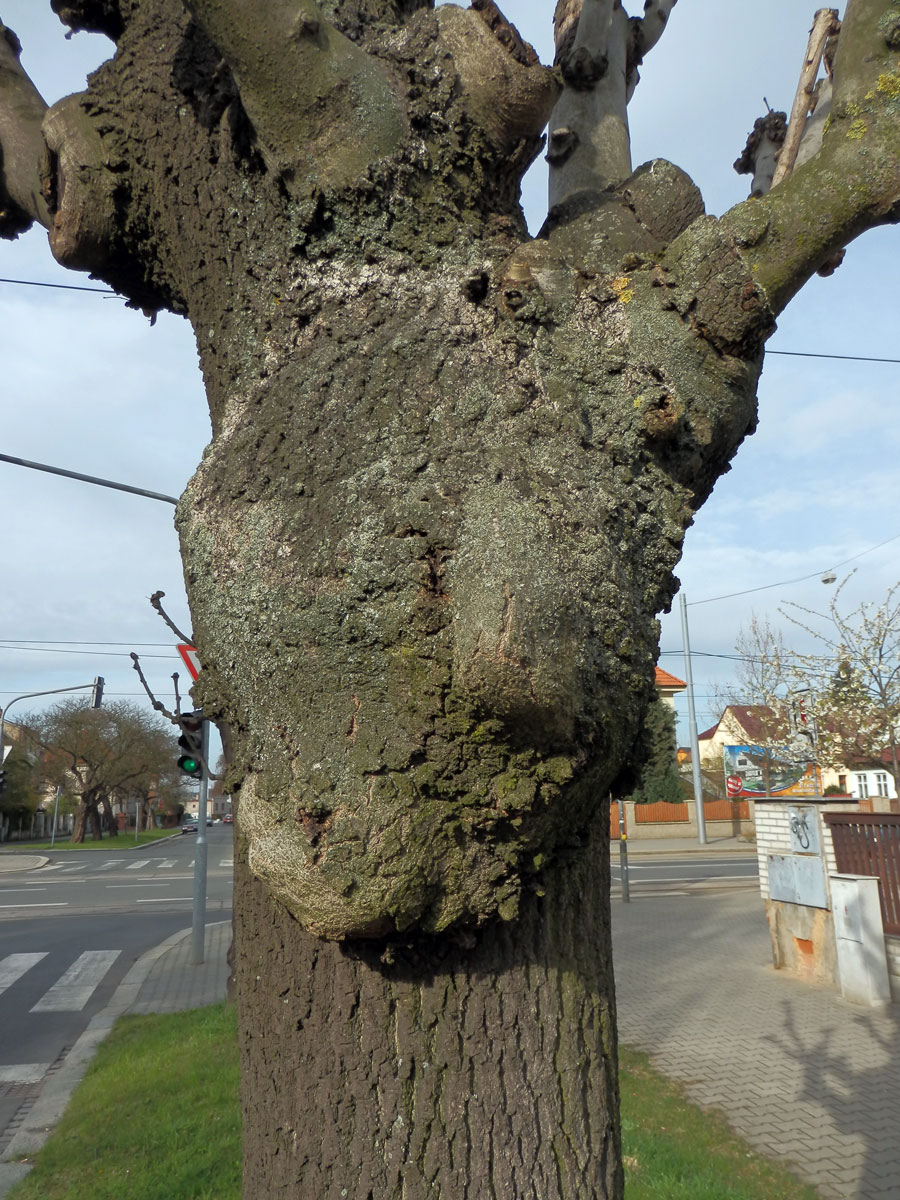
xmin=3 ymin=3 xmax=900 ymax=1195
xmin=31 ymin=699 xmax=180 ymax=842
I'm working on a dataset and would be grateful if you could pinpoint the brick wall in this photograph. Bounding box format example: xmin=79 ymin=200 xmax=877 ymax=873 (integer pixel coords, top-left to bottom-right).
xmin=755 ymin=800 xmax=846 ymax=900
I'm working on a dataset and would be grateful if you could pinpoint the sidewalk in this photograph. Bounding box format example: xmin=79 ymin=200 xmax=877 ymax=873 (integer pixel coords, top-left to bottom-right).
xmin=613 ymin=890 xmax=900 ymax=1200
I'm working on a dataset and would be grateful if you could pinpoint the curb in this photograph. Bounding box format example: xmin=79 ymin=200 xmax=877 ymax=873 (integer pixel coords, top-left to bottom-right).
xmin=0 ymin=856 xmax=49 ymax=875
xmin=0 ymin=921 xmax=229 ymax=1185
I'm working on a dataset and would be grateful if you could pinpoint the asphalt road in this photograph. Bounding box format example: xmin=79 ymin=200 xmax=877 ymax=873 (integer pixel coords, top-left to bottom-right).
xmin=0 ymin=825 xmax=234 ymax=919
xmin=0 ymin=826 xmax=234 ymax=1153
xmin=610 ymin=853 xmax=759 ymax=898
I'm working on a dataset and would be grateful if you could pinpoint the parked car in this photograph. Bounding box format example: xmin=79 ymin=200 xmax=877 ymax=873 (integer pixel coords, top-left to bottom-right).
xmin=181 ymin=817 xmax=199 ymax=833
xmin=223 ymin=814 xmax=233 ymax=825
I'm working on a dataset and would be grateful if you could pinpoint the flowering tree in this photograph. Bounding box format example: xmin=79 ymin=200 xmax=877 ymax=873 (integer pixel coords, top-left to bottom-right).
xmin=784 ymin=577 xmax=900 ymax=792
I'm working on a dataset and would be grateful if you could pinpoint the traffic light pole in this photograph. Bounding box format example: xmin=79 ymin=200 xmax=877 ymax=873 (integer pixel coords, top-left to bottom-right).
xmin=191 ymin=719 xmax=211 ymax=965
xmin=0 ymin=679 xmax=104 ymax=767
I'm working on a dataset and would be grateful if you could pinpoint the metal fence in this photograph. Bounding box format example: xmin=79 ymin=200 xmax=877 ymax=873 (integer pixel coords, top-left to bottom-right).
xmin=824 ymin=812 xmax=900 ymax=936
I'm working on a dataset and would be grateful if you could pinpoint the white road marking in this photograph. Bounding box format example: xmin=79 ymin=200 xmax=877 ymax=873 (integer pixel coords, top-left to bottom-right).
xmin=157 ymin=860 xmax=177 ymax=869
xmin=0 ymin=903 xmax=68 ymax=909
xmin=0 ymin=888 xmax=46 ymax=894
xmin=0 ymin=953 xmax=47 ymax=995
xmin=219 ymin=859 xmax=233 ymax=867
xmin=95 ymin=860 xmax=126 ymax=871
xmin=137 ymin=897 xmax=193 ymax=903
xmin=106 ymin=884 xmax=170 ymax=889
xmin=125 ymin=860 xmax=151 ymax=870
xmin=0 ymin=1064 xmax=51 ymax=1084
xmin=30 ymin=950 xmax=121 ymax=1012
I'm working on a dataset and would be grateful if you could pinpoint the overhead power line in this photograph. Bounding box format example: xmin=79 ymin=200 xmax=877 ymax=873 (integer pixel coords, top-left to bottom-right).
xmin=0 ymin=644 xmax=178 ymax=659
xmin=767 ymin=350 xmax=900 ymax=365
xmin=0 ymin=640 xmax=174 ymax=647
xmin=0 ymin=276 xmax=116 ymax=296
xmin=690 ymin=530 xmax=900 ymax=606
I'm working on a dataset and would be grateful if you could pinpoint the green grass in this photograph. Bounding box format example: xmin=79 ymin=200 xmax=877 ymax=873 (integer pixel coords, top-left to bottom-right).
xmin=620 ymin=1046 xmax=820 ymax=1199
xmin=8 ymin=1013 xmax=819 ymax=1200
xmin=9 ymin=1004 xmax=241 ymax=1200
xmin=1 ymin=830 xmax=179 ymax=852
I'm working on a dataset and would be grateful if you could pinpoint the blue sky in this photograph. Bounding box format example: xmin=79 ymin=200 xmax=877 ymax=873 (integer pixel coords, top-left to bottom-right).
xmin=1 ymin=2 xmax=898 ymax=754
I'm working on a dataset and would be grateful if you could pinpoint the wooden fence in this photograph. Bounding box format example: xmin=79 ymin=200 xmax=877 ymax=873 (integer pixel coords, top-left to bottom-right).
xmin=634 ymin=800 xmax=690 ymax=823
xmin=824 ymin=812 xmax=900 ymax=936
xmin=631 ymin=798 xmax=750 ymax=824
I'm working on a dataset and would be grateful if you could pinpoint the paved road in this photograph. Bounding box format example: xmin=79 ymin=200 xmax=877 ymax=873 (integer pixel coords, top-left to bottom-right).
xmin=0 ymin=828 xmax=234 ymax=1154
xmin=0 ymin=826 xmax=234 ymax=919
xmin=611 ymin=852 xmax=759 ymax=898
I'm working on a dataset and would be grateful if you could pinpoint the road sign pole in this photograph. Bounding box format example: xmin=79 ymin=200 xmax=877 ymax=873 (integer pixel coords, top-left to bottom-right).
xmin=191 ymin=719 xmax=210 ymax=965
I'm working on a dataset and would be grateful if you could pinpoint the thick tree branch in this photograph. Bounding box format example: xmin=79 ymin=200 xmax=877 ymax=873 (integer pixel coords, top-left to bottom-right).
xmin=548 ymin=0 xmax=632 ymax=210
xmin=431 ymin=5 xmax=558 ymax=158
xmin=632 ymin=0 xmax=678 ymax=58
xmin=722 ymin=0 xmax=900 ymax=315
xmin=184 ymin=0 xmax=406 ymax=191
xmin=0 ymin=24 xmax=51 ymax=236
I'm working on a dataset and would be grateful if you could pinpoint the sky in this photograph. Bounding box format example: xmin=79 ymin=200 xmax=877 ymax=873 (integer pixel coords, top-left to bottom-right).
xmin=1 ymin=1 xmax=898 ymax=758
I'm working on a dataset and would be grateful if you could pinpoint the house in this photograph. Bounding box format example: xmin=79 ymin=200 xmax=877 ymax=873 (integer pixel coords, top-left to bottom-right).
xmin=654 ymin=666 xmax=686 ymax=709
xmin=694 ymin=704 xmax=898 ymax=809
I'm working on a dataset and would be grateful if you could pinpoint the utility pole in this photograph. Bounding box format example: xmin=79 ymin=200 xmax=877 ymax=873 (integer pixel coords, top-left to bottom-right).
xmin=191 ymin=718 xmax=211 ymax=965
xmin=680 ymin=593 xmax=708 ymax=846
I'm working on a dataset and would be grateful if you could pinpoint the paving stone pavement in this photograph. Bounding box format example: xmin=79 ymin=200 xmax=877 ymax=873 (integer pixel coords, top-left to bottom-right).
xmin=612 ymin=891 xmax=900 ymax=1200
xmin=127 ymin=920 xmax=231 ymax=1013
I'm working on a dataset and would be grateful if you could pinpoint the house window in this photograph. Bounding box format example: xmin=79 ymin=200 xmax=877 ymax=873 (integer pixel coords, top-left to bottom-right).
xmin=838 ymin=774 xmax=847 ymax=793
xmin=875 ymin=772 xmax=890 ymax=797
xmin=855 ymin=774 xmax=869 ymax=798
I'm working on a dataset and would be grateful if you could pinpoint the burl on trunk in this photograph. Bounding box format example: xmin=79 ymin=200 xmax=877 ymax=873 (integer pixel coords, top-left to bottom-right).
xmin=3 ymin=0 xmax=900 ymax=1195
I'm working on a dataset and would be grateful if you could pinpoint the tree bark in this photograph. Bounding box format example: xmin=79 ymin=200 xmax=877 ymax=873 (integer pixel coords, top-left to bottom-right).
xmin=234 ymin=815 xmax=620 ymax=1198
xmin=2 ymin=2 xmax=900 ymax=1195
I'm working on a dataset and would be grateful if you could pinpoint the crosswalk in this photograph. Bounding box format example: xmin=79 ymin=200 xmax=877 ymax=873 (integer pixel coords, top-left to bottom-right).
xmin=0 ymin=949 xmax=128 ymax=1087
xmin=43 ymin=858 xmax=233 ymax=872
xmin=0 ymin=950 xmax=121 ymax=1014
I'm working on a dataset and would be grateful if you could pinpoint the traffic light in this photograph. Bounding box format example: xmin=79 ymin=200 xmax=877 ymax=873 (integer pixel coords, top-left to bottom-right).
xmin=0 ymin=769 xmax=6 ymax=796
xmin=177 ymin=711 xmax=205 ymax=779
xmin=91 ymin=676 xmax=105 ymax=709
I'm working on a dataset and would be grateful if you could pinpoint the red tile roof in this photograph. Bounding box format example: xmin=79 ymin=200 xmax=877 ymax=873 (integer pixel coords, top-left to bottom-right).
xmin=654 ymin=667 xmax=687 ymax=690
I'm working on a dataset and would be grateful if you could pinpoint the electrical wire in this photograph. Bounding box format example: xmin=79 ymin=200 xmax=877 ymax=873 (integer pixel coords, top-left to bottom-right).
xmin=0 ymin=276 xmax=116 ymax=296
xmin=0 ymin=644 xmax=178 ymax=659
xmin=689 ymin=530 xmax=900 ymax=606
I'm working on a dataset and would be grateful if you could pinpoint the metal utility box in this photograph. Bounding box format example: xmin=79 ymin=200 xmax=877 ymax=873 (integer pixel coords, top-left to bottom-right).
xmin=830 ymin=874 xmax=891 ymax=1007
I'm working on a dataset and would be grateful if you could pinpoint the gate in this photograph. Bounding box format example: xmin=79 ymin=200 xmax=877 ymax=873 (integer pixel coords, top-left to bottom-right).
xmin=824 ymin=812 xmax=900 ymax=935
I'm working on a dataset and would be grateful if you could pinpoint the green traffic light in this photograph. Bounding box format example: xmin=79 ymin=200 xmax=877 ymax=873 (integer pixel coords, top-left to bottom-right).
xmin=178 ymin=754 xmax=202 ymax=778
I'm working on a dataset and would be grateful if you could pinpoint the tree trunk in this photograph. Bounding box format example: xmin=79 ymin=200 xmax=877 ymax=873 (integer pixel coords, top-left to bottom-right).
xmin=100 ymin=794 xmax=118 ymax=836
xmin=70 ymin=795 xmax=102 ymax=843
xmin=234 ymin=815 xmax=620 ymax=1198
xmin=4 ymin=3 xmax=900 ymax=1195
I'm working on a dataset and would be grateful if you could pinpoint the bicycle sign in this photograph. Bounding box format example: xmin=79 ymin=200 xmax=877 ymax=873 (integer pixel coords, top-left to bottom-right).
xmin=787 ymin=805 xmax=820 ymax=855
